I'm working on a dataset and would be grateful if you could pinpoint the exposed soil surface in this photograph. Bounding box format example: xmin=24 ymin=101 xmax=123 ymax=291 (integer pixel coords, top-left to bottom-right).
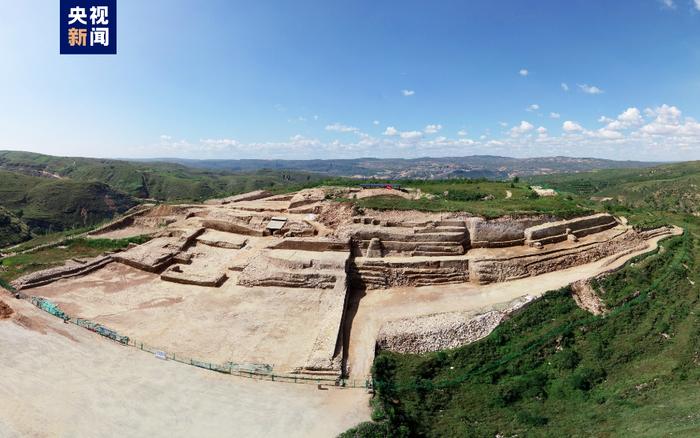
xmin=0 ymin=298 xmax=370 ymax=438
xmin=91 ymin=225 xmax=159 ymax=239
xmin=0 ymin=300 xmax=13 ymax=319
xmin=29 ymin=262 xmax=336 ymax=372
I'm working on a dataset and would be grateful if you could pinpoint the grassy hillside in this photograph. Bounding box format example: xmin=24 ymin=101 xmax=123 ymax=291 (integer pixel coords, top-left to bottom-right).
xmin=0 ymin=151 xmax=324 ymax=201
xmin=0 ymin=170 xmax=136 ymax=235
xmin=346 ymin=214 xmax=700 ymax=437
xmin=529 ymin=161 xmax=700 ymax=215
xmin=321 ymin=178 xmax=593 ymax=219
xmin=0 ymin=207 xmax=30 ymax=248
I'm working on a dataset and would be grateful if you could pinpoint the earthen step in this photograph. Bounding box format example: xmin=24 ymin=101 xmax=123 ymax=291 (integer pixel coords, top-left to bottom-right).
xmin=242 ymin=279 xmax=336 ymax=289
xmin=353 ymin=266 xmax=387 ymax=273
xmin=413 ymin=227 xmax=466 ymax=234
xmin=399 ymin=268 xmax=463 ymax=274
xmin=415 ymin=279 xmax=464 ymax=286
xmin=416 ymin=242 xmax=464 ymax=247
xmin=412 ymin=251 xmax=464 ymax=256
xmin=404 ymin=273 xmax=466 ymax=279
xmin=356 ymin=274 xmax=386 ymax=281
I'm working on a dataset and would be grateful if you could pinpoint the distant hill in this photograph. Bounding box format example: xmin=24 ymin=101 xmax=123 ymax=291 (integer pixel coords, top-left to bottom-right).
xmin=140 ymin=155 xmax=661 ymax=179
xmin=0 ymin=151 xmax=326 ymax=247
xmin=529 ymin=160 xmax=700 ymax=215
xmin=0 ymin=151 xmax=324 ymax=201
xmin=0 ymin=169 xmax=137 ymax=236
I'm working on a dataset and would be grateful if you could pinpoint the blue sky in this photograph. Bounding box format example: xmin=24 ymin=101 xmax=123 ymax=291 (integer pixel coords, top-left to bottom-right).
xmin=2 ymin=0 xmax=700 ymax=160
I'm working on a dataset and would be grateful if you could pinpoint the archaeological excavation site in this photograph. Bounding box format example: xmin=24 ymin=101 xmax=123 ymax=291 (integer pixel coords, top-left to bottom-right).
xmin=8 ymin=186 xmax=681 ymax=382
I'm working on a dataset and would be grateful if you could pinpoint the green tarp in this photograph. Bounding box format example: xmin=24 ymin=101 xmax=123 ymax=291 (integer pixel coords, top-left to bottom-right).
xmin=30 ymin=297 xmax=68 ymax=320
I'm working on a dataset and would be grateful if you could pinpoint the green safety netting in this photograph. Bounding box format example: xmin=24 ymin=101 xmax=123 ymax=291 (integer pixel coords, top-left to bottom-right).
xmin=76 ymin=318 xmax=130 ymax=344
xmin=29 ymin=296 xmax=129 ymax=345
xmin=224 ymin=362 xmax=273 ymax=373
xmin=30 ymin=297 xmax=68 ymax=320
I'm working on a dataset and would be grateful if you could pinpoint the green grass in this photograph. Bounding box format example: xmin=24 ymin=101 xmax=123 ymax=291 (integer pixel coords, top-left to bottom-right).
xmin=316 ymin=178 xmax=595 ymax=218
xmin=0 ymin=236 xmax=150 ymax=283
xmin=0 ymin=206 xmax=30 ymax=247
xmin=349 ymin=214 xmax=700 ymax=437
xmin=529 ymin=160 xmax=700 ymax=216
xmin=2 ymin=226 xmax=99 ymax=253
xmin=0 ymin=150 xmax=325 ymax=202
xmin=0 ymin=169 xmax=137 ymax=234
xmin=355 ymin=194 xmax=591 ymax=219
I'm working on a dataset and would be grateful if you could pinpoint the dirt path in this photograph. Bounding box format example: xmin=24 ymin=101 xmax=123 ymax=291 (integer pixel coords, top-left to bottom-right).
xmin=0 ymin=298 xmax=370 ymax=438
xmin=344 ymin=228 xmax=681 ymax=378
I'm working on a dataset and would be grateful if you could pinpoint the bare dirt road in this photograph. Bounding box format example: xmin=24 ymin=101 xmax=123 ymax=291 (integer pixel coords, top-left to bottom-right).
xmin=344 ymin=227 xmax=681 ymax=378
xmin=0 ymin=298 xmax=370 ymax=438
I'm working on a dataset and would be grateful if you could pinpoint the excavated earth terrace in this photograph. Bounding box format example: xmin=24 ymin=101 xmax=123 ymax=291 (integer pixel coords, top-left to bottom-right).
xmin=8 ymin=187 xmax=681 ymax=380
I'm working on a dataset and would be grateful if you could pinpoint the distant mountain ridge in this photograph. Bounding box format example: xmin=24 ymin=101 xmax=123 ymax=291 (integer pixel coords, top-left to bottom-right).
xmin=0 ymin=150 xmax=323 ymax=201
xmin=138 ymin=155 xmax=661 ymax=179
xmin=0 ymin=150 xmax=324 ymax=247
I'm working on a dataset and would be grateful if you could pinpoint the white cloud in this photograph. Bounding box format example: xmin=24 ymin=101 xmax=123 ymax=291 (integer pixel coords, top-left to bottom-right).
xmin=325 ymin=123 xmax=359 ymax=133
xmin=401 ymin=89 xmax=415 ymax=96
xmin=150 ymin=103 xmax=700 ymax=161
xmin=526 ymin=104 xmax=540 ymax=112
xmin=383 ymin=126 xmax=399 ymax=136
xmin=200 ymin=138 xmax=238 ymax=146
xmin=597 ymin=107 xmax=644 ymax=131
xmin=593 ymin=129 xmax=624 ymax=139
xmin=578 ymin=84 xmax=604 ymax=94
xmin=639 ymin=104 xmax=700 ymax=137
xmin=509 ymin=121 xmax=534 ymax=137
xmin=613 ymin=107 xmax=643 ymax=127
xmin=619 ymin=107 xmax=642 ymax=123
xmin=499 ymin=121 xmax=509 ymax=128
xmin=287 ymin=134 xmax=322 ymax=149
xmin=313 ymin=115 xmax=319 ymax=120
xmin=549 ymin=112 xmax=561 ymax=119
xmin=372 ymin=120 xmax=380 ymax=125
xmin=562 ymin=120 xmax=584 ymax=132
xmin=159 ymin=136 xmax=244 ymax=154
xmin=400 ymin=130 xmax=423 ymax=140
xmin=519 ymin=69 xmax=529 ymax=77
xmin=561 ymin=83 xmax=569 ymax=92
xmin=424 ymin=124 xmax=443 ymax=134
xmin=695 ymin=0 xmax=700 ymax=10
xmin=661 ymin=0 xmax=676 ymax=8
